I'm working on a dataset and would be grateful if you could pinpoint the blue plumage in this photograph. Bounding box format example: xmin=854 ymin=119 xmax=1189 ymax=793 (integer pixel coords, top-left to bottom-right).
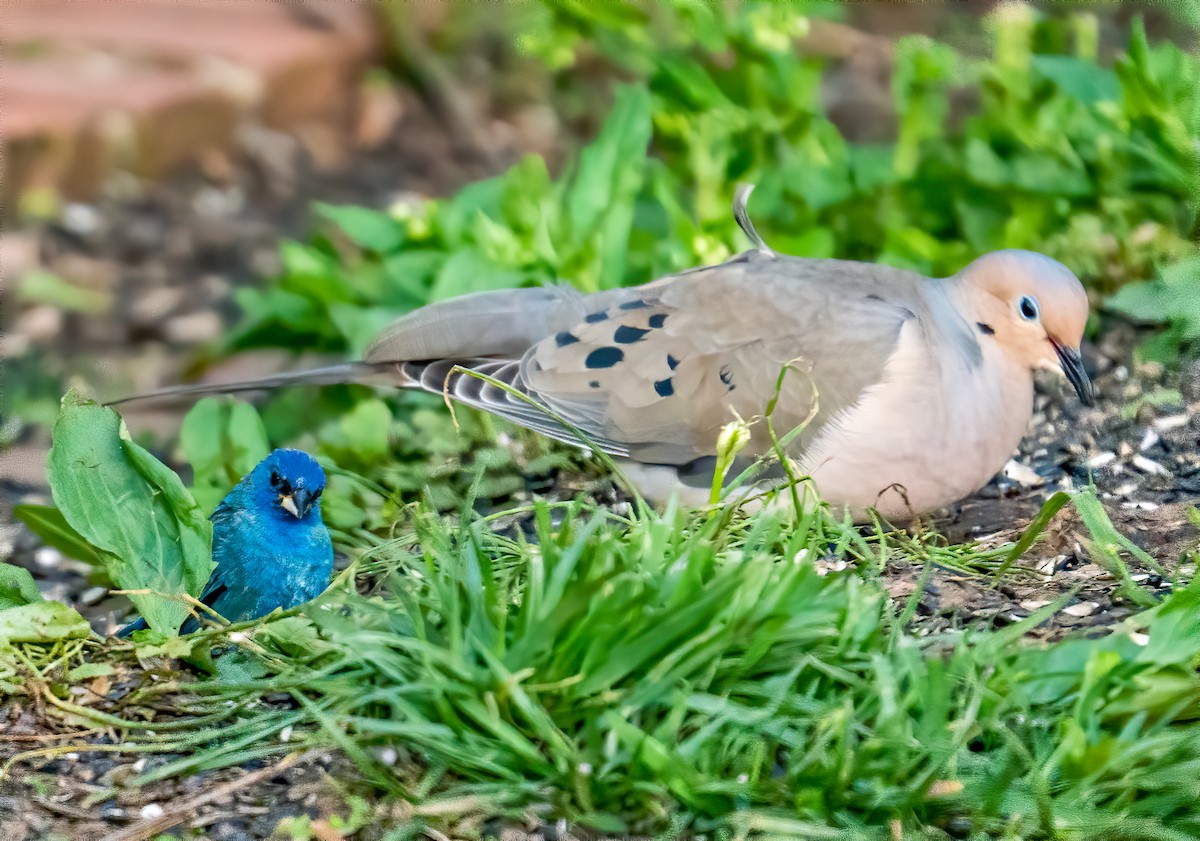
xmin=116 ymin=449 xmax=334 ymax=637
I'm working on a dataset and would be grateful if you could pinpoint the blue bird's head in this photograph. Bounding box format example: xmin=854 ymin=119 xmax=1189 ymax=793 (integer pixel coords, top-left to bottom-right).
xmin=245 ymin=449 xmax=327 ymax=523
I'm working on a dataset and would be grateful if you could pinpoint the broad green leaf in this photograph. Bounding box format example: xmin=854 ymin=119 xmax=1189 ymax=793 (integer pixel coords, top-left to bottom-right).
xmin=17 ymin=270 xmax=112 ymax=314
xmin=0 ymin=600 xmax=90 ymax=643
xmin=315 ymin=203 xmax=406 ymax=253
xmin=431 ymin=248 xmax=525 ymax=302
xmin=0 ymin=563 xmax=44 ymax=611
xmin=335 ymin=398 xmax=394 ymax=462
xmin=179 ymin=398 xmax=272 ymax=513
xmin=48 ymin=392 xmax=214 ymax=634
xmin=564 ymin=85 xmax=653 ymax=288
xmin=329 ymin=303 xmax=404 ymax=358
xmin=381 ymin=250 xmax=446 ymax=308
xmin=1106 ymin=254 xmax=1200 ymax=339
xmin=1032 ymin=55 xmax=1120 ymax=104
xmin=12 ymin=504 xmax=101 ymax=565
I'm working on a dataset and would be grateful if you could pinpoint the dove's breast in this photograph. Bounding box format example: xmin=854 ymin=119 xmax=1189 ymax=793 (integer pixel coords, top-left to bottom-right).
xmin=797 ymin=318 xmax=1035 ymax=520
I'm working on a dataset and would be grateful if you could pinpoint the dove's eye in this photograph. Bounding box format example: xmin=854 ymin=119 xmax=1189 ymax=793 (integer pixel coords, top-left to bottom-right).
xmin=1017 ymin=296 xmax=1040 ymax=321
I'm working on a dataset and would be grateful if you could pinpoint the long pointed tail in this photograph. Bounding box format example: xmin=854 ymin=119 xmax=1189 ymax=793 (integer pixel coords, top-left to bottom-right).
xmin=105 ymin=363 xmax=389 ymax=407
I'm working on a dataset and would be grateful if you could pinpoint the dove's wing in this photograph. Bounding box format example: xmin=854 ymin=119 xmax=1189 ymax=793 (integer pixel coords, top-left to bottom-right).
xmin=366 ymin=251 xmax=927 ymax=464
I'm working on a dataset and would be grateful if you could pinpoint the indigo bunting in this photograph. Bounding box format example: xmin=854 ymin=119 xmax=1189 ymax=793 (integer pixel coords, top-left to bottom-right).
xmin=116 ymin=448 xmax=333 ymax=636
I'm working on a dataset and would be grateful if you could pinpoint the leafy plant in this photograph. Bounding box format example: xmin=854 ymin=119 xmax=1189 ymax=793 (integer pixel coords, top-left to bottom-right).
xmin=66 ymin=496 xmax=1200 ymax=837
xmin=202 ymin=6 xmax=1198 ymax=521
xmin=43 ymin=391 xmax=214 ymax=633
xmin=0 ymin=564 xmax=90 ymax=643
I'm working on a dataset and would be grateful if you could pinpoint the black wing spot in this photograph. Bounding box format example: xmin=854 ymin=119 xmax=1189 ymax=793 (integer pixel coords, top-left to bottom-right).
xmin=589 ymin=380 xmax=600 ymax=389
xmin=619 ymin=299 xmax=649 ymax=310
xmin=585 ymin=311 xmax=608 ymax=324
xmin=654 ymin=377 xmax=674 ymax=397
xmin=648 ymin=313 xmax=667 ymax=329
xmin=614 ymin=325 xmax=650 ymax=344
xmin=667 ymin=354 xmax=680 ymax=370
xmin=585 ymin=347 xmax=624 ymax=369
xmin=866 ymin=293 xmax=884 ymax=302
xmin=555 ymin=331 xmax=579 ymax=346
xmin=719 ymin=366 xmax=734 ymax=387
xmin=976 ymin=322 xmax=995 ymax=336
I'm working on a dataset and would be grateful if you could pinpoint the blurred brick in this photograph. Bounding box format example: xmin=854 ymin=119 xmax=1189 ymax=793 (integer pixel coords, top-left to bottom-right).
xmin=1 ymin=0 xmax=380 ymax=211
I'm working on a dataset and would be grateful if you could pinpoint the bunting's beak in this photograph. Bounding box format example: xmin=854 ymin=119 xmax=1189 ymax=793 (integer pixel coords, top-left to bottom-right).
xmin=279 ymin=488 xmax=314 ymax=518
xmin=1051 ymin=338 xmax=1094 ymax=407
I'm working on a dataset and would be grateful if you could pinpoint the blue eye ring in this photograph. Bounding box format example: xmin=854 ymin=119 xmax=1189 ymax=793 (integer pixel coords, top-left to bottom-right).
xmin=1018 ymin=295 xmax=1040 ymax=321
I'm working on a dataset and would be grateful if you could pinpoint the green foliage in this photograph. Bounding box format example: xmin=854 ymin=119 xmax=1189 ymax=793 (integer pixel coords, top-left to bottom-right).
xmin=95 ymin=500 xmax=1200 ymax=836
xmin=1106 ymin=254 xmax=1200 ymax=363
xmin=0 ymin=564 xmax=46 ymax=611
xmin=179 ymin=397 xmax=272 ymax=513
xmin=12 ymin=504 xmax=101 ymax=565
xmin=46 ymin=391 xmax=214 ymax=634
xmin=232 ymin=6 xmax=1196 ymax=405
xmin=0 ymin=564 xmax=90 ymax=643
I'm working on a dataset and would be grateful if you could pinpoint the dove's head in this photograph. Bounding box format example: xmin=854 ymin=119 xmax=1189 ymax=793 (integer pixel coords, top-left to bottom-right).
xmin=246 ymin=448 xmax=327 ymax=522
xmin=959 ymin=249 xmax=1094 ymax=406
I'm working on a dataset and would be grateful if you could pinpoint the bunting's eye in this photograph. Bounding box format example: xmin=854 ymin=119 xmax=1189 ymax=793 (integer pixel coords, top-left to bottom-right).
xmin=269 ymin=470 xmax=292 ymax=496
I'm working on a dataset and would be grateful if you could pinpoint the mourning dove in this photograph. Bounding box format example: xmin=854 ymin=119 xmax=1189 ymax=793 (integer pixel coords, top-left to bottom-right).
xmin=117 ymin=189 xmax=1093 ymax=521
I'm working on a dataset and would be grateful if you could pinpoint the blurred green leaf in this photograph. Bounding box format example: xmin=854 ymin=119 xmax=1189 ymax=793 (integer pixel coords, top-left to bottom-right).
xmin=179 ymin=398 xmax=272 ymax=513
xmin=17 ymin=270 xmax=112 ymax=314
xmin=432 ymin=249 xmax=525 ymax=302
xmin=564 ymin=84 xmax=654 ymax=289
xmin=1033 ymin=55 xmax=1120 ymax=103
xmin=12 ymin=504 xmax=101 ymax=565
xmin=315 ymin=203 xmax=406 ymax=253
xmin=0 ymin=563 xmax=45 ymax=611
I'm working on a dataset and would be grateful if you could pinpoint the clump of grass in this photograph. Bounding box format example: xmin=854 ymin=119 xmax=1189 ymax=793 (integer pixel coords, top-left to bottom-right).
xmin=69 ymin=496 xmax=1200 ymax=838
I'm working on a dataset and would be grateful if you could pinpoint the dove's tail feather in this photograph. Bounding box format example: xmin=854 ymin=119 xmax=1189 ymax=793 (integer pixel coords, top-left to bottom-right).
xmin=106 ymin=363 xmax=391 ymax=407
xmin=363 ymin=286 xmax=589 ymax=364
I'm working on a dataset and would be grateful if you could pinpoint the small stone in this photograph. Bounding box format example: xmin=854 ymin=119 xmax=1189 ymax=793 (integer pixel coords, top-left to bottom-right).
xmin=164 ymin=311 xmax=223 ymax=345
xmin=1138 ymin=428 xmax=1160 ymax=452
xmin=139 ymin=803 xmax=165 ymax=820
xmin=1019 ymin=599 xmax=1051 ymax=610
xmin=1181 ymin=359 xmax=1200 ymax=402
xmin=1132 ymin=455 xmax=1170 ymax=476
xmin=1086 ymin=451 xmax=1116 ymax=469
xmin=1002 ymin=459 xmax=1043 ymax=487
xmin=14 ymin=305 xmax=65 ymax=343
xmin=80 ymin=586 xmax=108 ymax=606
xmin=1113 ymin=482 xmax=1139 ymax=496
xmin=1153 ymin=413 xmax=1191 ymax=433
xmin=1063 ymin=601 xmax=1100 ymax=618
xmin=130 ymin=286 xmax=185 ymax=326
xmin=34 ymin=546 xmax=65 ymax=569
xmin=1138 ymin=360 xmax=1165 ymax=382
xmin=62 ymin=203 xmax=101 ymax=237
xmin=1121 ymin=501 xmax=1159 ymax=511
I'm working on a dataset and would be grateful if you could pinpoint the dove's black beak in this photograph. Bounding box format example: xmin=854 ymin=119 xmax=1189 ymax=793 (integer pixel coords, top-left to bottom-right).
xmin=1051 ymin=338 xmax=1094 ymax=407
